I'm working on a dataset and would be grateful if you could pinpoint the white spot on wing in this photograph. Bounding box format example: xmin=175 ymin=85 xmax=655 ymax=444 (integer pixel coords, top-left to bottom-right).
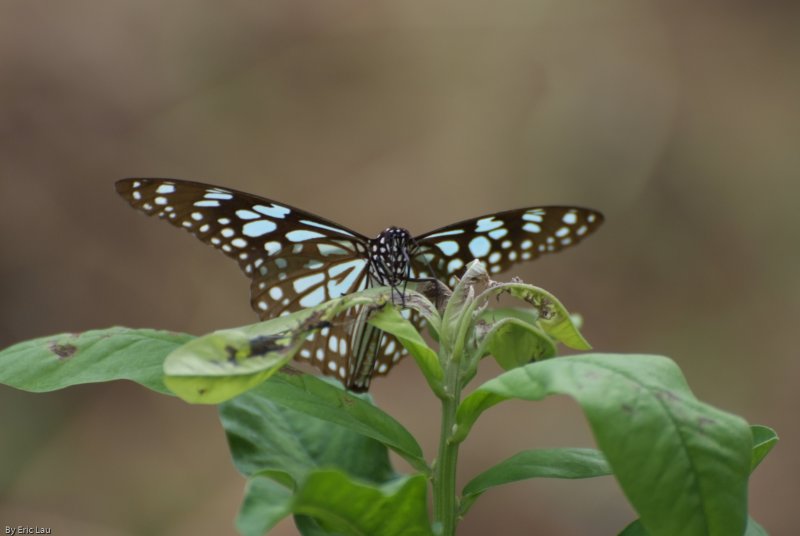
xmin=446 ymin=258 xmax=463 ymax=273
xmin=299 ymin=286 xmax=326 ymax=307
xmin=489 ymin=228 xmax=508 ymax=240
xmin=293 ymin=273 xmax=325 ymax=293
xmin=205 ymin=192 xmax=233 ymax=200
xmin=287 ymin=230 xmax=326 ymax=242
xmin=468 ymin=236 xmax=491 ymax=258
xmin=264 ymin=241 xmax=281 ymax=255
xmin=236 ymin=209 xmax=260 ymax=220
xmin=254 ymin=204 xmax=291 ymax=219
xmin=243 ymin=220 xmax=277 ymax=237
xmin=425 ymin=229 xmax=464 ymax=239
xmin=475 ymin=217 xmax=503 ymax=232
xmin=156 ymin=184 xmax=175 ymax=194
xmin=435 ymin=240 xmax=459 ymax=256
xmin=563 ymin=212 xmax=578 ymax=225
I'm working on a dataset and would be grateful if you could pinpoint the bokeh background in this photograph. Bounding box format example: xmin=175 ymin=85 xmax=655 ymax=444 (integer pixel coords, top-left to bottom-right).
xmin=1 ymin=1 xmax=798 ymax=534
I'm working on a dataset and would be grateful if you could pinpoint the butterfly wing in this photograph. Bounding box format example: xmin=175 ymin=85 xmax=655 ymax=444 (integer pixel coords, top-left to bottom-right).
xmin=411 ymin=206 xmax=604 ymax=284
xmin=116 ymin=178 xmax=376 ymax=386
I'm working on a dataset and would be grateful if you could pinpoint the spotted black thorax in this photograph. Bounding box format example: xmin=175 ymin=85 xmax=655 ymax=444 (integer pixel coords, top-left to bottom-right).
xmin=368 ymin=227 xmax=414 ymax=289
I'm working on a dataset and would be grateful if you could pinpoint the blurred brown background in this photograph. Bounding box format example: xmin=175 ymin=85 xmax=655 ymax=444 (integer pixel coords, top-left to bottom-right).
xmin=1 ymin=1 xmax=797 ymax=535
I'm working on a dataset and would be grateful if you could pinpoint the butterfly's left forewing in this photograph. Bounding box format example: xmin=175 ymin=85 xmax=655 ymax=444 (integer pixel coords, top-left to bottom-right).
xmin=116 ymin=178 xmax=380 ymax=385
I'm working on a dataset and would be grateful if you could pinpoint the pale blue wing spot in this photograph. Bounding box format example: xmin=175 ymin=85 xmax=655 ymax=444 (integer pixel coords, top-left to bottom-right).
xmin=475 ymin=217 xmax=503 ymax=232
xmin=155 ymin=196 xmax=168 ymax=205
xmin=299 ymin=286 xmax=326 ymax=308
xmin=447 ymin=258 xmax=464 ymax=273
xmin=155 ymin=184 xmax=175 ymax=194
xmin=522 ymin=222 xmax=541 ymax=233
xmin=194 ymin=200 xmax=220 ymax=208
xmin=318 ymin=244 xmax=350 ymax=257
xmin=329 ymin=258 xmax=366 ymax=278
xmin=254 ymin=204 xmax=291 ymax=219
xmin=287 ymin=230 xmax=327 ymax=242
xmin=555 ymin=227 xmax=570 ymax=238
xmin=327 ymin=259 xmax=367 ymax=297
xmin=221 ymin=228 xmax=235 ymax=238
xmin=501 ymin=240 xmax=512 ymax=249
xmin=243 ymin=220 xmax=277 ymax=237
xmin=576 ymin=225 xmax=588 ymax=236
xmin=468 ymin=236 xmax=491 ymax=258
xmin=304 ymin=259 xmax=324 ymax=270
xmin=293 ymin=272 xmax=325 ymax=293
xmin=232 ymin=238 xmax=248 ymax=248
xmin=488 ymin=228 xmax=508 ymax=240
xmin=562 ymin=212 xmax=578 ymax=225
xmin=300 ymin=219 xmax=356 ymax=237
xmin=269 ymin=287 xmax=283 ymax=300
xmin=205 ymin=192 xmax=233 ymax=200
xmin=521 ymin=239 xmax=533 ymax=249
xmin=236 ymin=209 xmax=260 ymax=220
xmin=328 ymin=335 xmax=339 ymax=352
xmin=435 ymin=240 xmax=459 ymax=256
xmin=264 ymin=241 xmax=281 ymax=255
xmin=425 ymin=229 xmax=464 ymax=239
xmin=522 ymin=212 xmax=544 ymax=223
xmin=191 ymin=212 xmax=203 ymax=221
xmin=275 ymin=258 xmax=288 ymax=269
xmin=489 ymin=252 xmax=501 ymax=264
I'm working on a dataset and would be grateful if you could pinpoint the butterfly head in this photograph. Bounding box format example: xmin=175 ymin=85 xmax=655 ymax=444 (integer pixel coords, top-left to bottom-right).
xmin=369 ymin=227 xmax=413 ymax=288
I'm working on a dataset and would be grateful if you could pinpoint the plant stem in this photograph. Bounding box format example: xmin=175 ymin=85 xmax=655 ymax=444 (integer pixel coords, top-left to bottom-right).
xmin=433 ymin=357 xmax=462 ymax=535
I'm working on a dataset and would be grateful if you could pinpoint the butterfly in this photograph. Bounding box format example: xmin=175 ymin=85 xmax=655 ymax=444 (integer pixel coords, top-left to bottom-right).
xmin=116 ymin=178 xmax=603 ymax=391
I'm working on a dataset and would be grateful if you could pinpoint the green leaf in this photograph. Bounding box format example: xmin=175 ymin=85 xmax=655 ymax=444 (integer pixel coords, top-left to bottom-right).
xmin=0 ymin=328 xmax=191 ymax=394
xmin=164 ymin=326 xmax=305 ymax=404
xmin=750 ymin=425 xmax=778 ymax=471
xmin=220 ymin=382 xmax=395 ymax=484
xmin=619 ymin=516 xmax=768 ymax=536
xmin=460 ymin=447 xmax=611 ymax=515
xmin=290 ymin=470 xmax=433 ymax=536
xmin=476 ymin=317 xmax=557 ymax=370
xmin=476 ymin=282 xmax=591 ymax=350
xmin=251 ymin=373 xmax=428 ymax=473
xmin=236 ymin=477 xmax=293 ymax=536
xmin=164 ymin=286 xmax=432 ymax=404
xmin=223 ymin=383 xmax=401 ymax=534
xmin=368 ymin=306 xmax=444 ymax=396
xmin=456 ymin=354 xmax=752 ymax=536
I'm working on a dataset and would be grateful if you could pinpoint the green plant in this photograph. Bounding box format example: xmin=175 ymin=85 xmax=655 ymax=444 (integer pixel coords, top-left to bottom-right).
xmin=0 ymin=261 xmax=776 ymax=535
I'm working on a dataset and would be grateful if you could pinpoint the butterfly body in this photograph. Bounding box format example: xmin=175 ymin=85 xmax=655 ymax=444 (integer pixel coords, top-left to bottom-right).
xmin=116 ymin=178 xmax=603 ymax=391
